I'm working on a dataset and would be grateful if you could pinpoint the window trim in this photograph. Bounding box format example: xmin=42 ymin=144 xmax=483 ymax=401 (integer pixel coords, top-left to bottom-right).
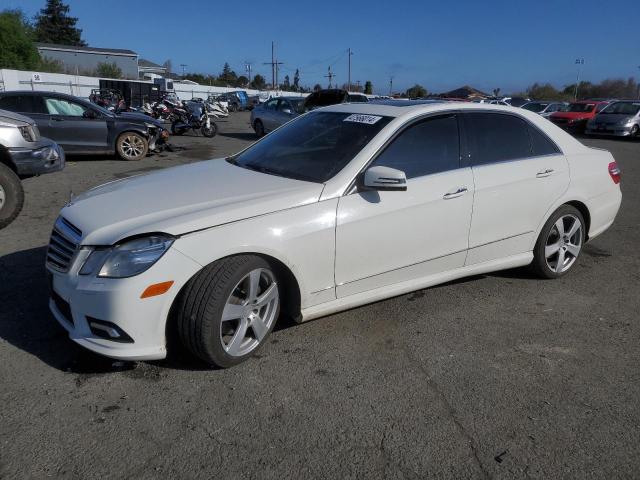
xmin=460 ymin=110 xmax=562 ymax=169
xmin=344 ymin=111 xmax=466 ymax=195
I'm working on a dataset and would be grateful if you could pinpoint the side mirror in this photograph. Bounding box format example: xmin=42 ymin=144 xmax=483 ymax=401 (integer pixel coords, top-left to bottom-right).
xmin=83 ymin=109 xmax=98 ymax=119
xmin=362 ymin=165 xmax=407 ymax=191
xmin=282 ymin=108 xmax=292 ymax=115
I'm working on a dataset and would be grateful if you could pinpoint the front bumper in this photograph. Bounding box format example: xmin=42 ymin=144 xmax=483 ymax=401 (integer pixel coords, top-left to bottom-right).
xmin=9 ymin=139 xmax=65 ymax=176
xmin=47 ymin=244 xmax=202 ymax=361
xmin=585 ymin=125 xmax=636 ymax=137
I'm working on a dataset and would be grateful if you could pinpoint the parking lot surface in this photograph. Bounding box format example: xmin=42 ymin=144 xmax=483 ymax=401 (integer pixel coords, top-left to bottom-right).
xmin=0 ymin=112 xmax=638 ymax=479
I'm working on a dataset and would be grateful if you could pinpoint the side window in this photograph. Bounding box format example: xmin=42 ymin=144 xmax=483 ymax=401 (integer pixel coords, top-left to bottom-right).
xmin=529 ymin=125 xmax=560 ymax=156
xmin=595 ymin=103 xmax=607 ymax=113
xmin=277 ymin=100 xmax=290 ymax=111
xmin=265 ymin=99 xmax=278 ymax=110
xmin=45 ymin=98 xmax=88 ymax=116
xmin=371 ymin=115 xmax=460 ymax=179
xmin=0 ymin=95 xmax=38 ymax=113
xmin=465 ymin=112 xmax=531 ymax=166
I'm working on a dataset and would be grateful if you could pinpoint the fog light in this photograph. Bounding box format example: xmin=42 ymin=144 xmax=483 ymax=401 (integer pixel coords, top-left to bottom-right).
xmin=87 ymin=317 xmax=134 ymax=343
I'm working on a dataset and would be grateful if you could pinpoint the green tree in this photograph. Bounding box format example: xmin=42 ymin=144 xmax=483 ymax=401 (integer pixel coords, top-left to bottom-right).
xmin=34 ymin=0 xmax=85 ymax=46
xmin=282 ymin=75 xmax=290 ymax=90
xmin=293 ymin=69 xmax=300 ymax=91
xmin=250 ymin=74 xmax=266 ymax=90
xmin=219 ymin=62 xmax=237 ymax=84
xmin=235 ymin=75 xmax=249 ymax=87
xmin=364 ymin=80 xmax=373 ymax=95
xmin=526 ymin=82 xmax=564 ymax=100
xmin=96 ymin=62 xmax=122 ymax=79
xmin=0 ymin=10 xmax=40 ymax=70
xmin=405 ymin=84 xmax=427 ymax=99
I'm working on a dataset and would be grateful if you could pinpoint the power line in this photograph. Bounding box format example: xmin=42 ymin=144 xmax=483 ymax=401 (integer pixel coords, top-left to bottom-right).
xmin=263 ymin=41 xmax=284 ymax=88
xmin=325 ymin=66 xmax=336 ymax=89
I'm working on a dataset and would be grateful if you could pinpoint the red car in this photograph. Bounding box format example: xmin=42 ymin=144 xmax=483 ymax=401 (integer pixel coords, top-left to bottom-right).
xmin=549 ymin=100 xmax=610 ymax=133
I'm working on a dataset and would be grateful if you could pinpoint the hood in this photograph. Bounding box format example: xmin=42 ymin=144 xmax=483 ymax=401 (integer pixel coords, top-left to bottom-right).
xmin=592 ymin=113 xmax=635 ymax=123
xmin=551 ymin=111 xmax=594 ymax=120
xmin=61 ymin=159 xmax=324 ymax=245
xmin=0 ymin=108 xmax=34 ymax=127
xmin=116 ymin=112 xmax=164 ymax=128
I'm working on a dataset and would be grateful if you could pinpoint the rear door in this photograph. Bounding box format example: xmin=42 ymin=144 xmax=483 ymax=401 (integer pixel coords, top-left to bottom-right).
xmin=462 ymin=112 xmax=569 ymax=265
xmin=42 ymin=97 xmax=109 ymax=152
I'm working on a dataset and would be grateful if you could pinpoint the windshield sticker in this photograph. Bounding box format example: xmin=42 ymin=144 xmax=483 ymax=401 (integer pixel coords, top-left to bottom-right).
xmin=343 ymin=114 xmax=383 ymax=125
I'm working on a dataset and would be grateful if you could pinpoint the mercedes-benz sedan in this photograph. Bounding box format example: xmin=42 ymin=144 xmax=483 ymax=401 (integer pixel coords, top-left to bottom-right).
xmin=47 ymin=102 xmax=622 ymax=367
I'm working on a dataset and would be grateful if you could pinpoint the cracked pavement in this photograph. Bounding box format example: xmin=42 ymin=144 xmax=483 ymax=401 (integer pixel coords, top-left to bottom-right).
xmin=1 ymin=113 xmax=639 ymax=479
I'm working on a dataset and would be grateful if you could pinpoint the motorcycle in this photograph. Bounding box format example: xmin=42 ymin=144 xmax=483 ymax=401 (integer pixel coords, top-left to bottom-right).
xmin=205 ymin=95 xmax=229 ymax=118
xmin=171 ymin=100 xmax=217 ymax=137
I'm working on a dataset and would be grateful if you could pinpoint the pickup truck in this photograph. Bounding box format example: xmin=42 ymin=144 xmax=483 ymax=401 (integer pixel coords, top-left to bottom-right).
xmin=0 ymin=109 xmax=65 ymax=228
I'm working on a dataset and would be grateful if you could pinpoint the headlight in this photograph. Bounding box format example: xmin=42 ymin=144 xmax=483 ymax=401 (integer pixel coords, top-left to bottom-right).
xmin=144 ymin=122 xmax=158 ymax=130
xmin=79 ymin=235 xmax=174 ymax=278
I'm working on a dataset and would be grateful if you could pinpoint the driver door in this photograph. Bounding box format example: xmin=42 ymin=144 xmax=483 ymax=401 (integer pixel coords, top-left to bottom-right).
xmin=43 ymin=97 xmax=109 ymax=153
xmin=335 ymin=114 xmax=474 ymax=297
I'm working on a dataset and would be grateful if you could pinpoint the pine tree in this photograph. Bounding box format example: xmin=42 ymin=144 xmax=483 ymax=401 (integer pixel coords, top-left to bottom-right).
xmin=34 ymin=0 xmax=86 ymax=46
xmin=293 ymin=69 xmax=300 ymax=91
xmin=364 ymin=81 xmax=373 ymax=95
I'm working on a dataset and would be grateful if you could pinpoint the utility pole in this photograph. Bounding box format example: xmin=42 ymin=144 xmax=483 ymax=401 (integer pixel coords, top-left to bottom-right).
xmin=180 ymin=64 xmax=187 ymax=77
xmin=325 ymin=66 xmax=335 ymax=89
xmin=263 ymin=41 xmax=283 ymax=89
xmin=347 ymin=48 xmax=353 ymax=92
xmin=574 ymin=58 xmax=584 ymax=101
xmin=637 ymin=66 xmax=640 ymax=100
xmin=389 ymin=76 xmax=394 ymax=96
xmin=244 ymin=62 xmax=253 ymax=83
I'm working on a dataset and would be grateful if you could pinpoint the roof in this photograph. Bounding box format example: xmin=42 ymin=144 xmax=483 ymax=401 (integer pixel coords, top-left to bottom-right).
xmin=35 ymin=43 xmax=137 ymax=57
xmin=441 ymin=85 xmax=490 ymax=98
xmin=138 ymin=58 xmax=166 ymax=69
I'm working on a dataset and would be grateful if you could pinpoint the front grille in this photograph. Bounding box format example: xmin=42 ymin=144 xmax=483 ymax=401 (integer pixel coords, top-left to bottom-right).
xmin=46 ymin=217 xmax=82 ymax=272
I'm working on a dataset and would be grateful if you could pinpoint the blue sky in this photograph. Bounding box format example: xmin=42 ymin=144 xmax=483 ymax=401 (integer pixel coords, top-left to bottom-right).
xmin=3 ymin=0 xmax=639 ymax=94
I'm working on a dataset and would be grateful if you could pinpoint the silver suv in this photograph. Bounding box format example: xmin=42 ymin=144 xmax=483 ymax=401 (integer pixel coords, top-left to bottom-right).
xmin=0 ymin=109 xmax=65 ymax=228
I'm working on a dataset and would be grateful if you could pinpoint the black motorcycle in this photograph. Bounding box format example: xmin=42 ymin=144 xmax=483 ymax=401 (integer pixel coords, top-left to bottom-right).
xmin=170 ymin=100 xmax=217 ymax=137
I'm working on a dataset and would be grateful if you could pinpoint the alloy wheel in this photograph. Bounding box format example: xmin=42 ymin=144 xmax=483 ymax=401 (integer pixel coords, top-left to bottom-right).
xmin=545 ymin=214 xmax=583 ymax=273
xmin=120 ymin=135 xmax=145 ymax=159
xmin=220 ymin=268 xmax=279 ymax=357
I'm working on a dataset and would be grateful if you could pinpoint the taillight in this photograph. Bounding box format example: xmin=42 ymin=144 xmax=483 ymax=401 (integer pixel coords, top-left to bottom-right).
xmin=608 ymin=161 xmax=621 ymax=184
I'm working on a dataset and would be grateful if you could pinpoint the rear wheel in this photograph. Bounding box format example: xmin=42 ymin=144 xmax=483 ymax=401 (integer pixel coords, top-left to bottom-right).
xmin=116 ymin=132 xmax=148 ymax=161
xmin=201 ymin=122 xmax=217 ymax=138
xmin=177 ymin=255 xmax=280 ymax=368
xmin=531 ymin=205 xmax=585 ymax=279
xmin=254 ymin=119 xmax=265 ymax=137
xmin=0 ymin=163 xmax=24 ymax=229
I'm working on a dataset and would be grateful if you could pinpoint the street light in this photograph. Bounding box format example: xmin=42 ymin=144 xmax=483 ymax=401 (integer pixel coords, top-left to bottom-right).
xmin=574 ymin=58 xmax=584 ymax=101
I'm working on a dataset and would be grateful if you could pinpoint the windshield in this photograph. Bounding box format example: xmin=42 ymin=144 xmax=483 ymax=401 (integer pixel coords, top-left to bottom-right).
xmin=522 ymin=102 xmax=548 ymax=113
xmin=230 ymin=112 xmax=392 ymax=183
xmin=601 ymin=102 xmax=640 ymax=115
xmin=567 ymin=103 xmax=595 ymax=113
xmin=289 ymin=99 xmax=305 ymax=112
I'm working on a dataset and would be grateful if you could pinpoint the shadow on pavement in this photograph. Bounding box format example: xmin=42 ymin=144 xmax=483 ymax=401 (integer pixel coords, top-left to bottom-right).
xmin=219 ymin=132 xmax=258 ymax=142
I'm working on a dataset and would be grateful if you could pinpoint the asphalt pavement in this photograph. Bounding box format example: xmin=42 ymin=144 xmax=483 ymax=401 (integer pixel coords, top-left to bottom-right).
xmin=0 ymin=113 xmax=638 ymax=479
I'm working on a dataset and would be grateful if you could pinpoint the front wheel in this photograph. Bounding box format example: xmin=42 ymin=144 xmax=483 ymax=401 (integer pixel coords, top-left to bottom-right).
xmin=116 ymin=132 xmax=148 ymax=161
xmin=530 ymin=205 xmax=585 ymax=279
xmin=177 ymin=255 xmax=280 ymax=368
xmin=630 ymin=124 xmax=639 ymax=140
xmin=201 ymin=122 xmax=217 ymax=138
xmin=0 ymin=163 xmax=24 ymax=229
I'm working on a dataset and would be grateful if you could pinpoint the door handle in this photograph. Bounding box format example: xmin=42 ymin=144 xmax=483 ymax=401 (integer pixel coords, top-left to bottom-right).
xmin=536 ymin=168 xmax=554 ymax=178
xmin=52 ymin=116 xmax=65 ymax=122
xmin=443 ymin=187 xmax=468 ymax=199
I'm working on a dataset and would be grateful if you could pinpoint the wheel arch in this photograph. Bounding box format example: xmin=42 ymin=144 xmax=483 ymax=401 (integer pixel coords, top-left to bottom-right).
xmin=0 ymin=145 xmax=18 ymax=173
xmin=564 ymin=200 xmax=591 ymax=240
xmin=165 ymin=251 xmax=303 ymax=351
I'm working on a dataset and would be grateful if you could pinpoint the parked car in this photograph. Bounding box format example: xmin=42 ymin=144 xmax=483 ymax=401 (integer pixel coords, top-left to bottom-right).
xmin=502 ymin=97 xmax=531 ymax=107
xmin=0 ymin=109 xmax=64 ymax=228
xmin=549 ymin=100 xmax=610 ymax=133
xmin=250 ymin=96 xmax=305 ymax=136
xmin=585 ymin=100 xmax=640 ymax=138
xmin=46 ymin=102 xmax=621 ymax=367
xmin=0 ymin=91 xmax=169 ymax=161
xmin=521 ymin=101 xmax=568 ymax=118
xmin=216 ymin=91 xmax=250 ymax=112
xmin=303 ymin=89 xmax=361 ymax=111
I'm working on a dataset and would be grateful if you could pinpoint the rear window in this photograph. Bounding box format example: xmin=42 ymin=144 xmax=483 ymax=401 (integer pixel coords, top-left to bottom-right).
xmin=567 ymin=103 xmax=595 ymax=113
xmin=304 ymin=91 xmax=347 ymax=110
xmin=465 ymin=112 xmax=531 ymax=165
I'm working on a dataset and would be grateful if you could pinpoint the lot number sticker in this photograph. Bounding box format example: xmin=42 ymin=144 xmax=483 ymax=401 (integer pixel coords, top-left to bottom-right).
xmin=343 ymin=114 xmax=382 ymax=124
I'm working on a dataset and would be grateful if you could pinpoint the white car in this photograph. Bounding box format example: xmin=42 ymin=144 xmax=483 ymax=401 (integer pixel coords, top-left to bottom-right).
xmin=47 ymin=102 xmax=622 ymax=367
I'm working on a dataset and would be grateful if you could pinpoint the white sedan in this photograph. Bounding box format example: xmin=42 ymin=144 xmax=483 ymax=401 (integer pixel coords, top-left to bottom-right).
xmin=46 ymin=102 xmax=622 ymax=367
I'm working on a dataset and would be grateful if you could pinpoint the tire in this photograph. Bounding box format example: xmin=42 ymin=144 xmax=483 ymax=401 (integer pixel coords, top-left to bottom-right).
xmin=530 ymin=205 xmax=585 ymax=279
xmin=177 ymin=255 xmax=280 ymax=368
xmin=116 ymin=132 xmax=148 ymax=161
xmin=0 ymin=163 xmax=24 ymax=229
xmin=254 ymin=119 xmax=265 ymax=137
xmin=230 ymin=103 xmax=238 ymax=113
xmin=630 ymin=124 xmax=639 ymax=140
xmin=201 ymin=122 xmax=217 ymax=138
